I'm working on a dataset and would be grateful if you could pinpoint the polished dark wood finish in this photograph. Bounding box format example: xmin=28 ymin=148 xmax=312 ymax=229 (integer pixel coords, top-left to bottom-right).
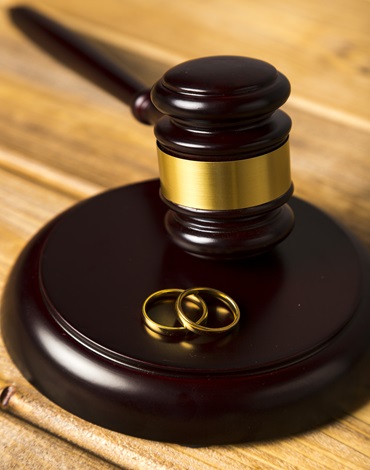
xmin=2 ymin=180 xmax=370 ymax=445
xmin=163 ymin=190 xmax=294 ymax=259
xmin=152 ymin=56 xmax=294 ymax=258
xmin=152 ymin=56 xmax=291 ymax=158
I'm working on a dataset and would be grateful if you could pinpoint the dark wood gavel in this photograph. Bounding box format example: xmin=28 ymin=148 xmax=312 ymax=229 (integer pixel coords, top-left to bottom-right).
xmin=11 ymin=6 xmax=294 ymax=259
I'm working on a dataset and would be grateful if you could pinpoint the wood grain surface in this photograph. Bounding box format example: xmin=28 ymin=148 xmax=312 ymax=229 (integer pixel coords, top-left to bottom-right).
xmin=0 ymin=0 xmax=369 ymax=468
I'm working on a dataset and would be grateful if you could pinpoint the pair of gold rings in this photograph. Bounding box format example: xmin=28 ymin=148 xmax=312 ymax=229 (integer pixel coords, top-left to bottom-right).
xmin=142 ymin=287 xmax=240 ymax=338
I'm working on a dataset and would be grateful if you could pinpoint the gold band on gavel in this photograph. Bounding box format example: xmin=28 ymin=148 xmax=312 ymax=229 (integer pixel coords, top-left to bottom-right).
xmin=157 ymin=140 xmax=291 ymax=211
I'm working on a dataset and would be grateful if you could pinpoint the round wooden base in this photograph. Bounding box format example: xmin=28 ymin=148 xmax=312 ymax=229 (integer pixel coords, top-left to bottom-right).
xmin=2 ymin=179 xmax=370 ymax=445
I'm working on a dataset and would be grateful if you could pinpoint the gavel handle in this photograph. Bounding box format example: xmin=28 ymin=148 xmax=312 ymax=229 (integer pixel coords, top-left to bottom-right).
xmin=9 ymin=5 xmax=162 ymax=125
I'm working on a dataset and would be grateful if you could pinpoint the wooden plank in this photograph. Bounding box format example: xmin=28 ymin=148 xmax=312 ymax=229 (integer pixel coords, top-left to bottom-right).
xmin=287 ymin=104 xmax=370 ymax=248
xmin=0 ymin=74 xmax=157 ymax=189
xmin=0 ymin=0 xmax=369 ymax=468
xmin=0 ymin=167 xmax=75 ymax=240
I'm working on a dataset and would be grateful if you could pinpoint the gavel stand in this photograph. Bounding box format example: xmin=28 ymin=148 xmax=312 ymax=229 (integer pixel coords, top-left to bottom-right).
xmin=2 ymin=178 xmax=370 ymax=445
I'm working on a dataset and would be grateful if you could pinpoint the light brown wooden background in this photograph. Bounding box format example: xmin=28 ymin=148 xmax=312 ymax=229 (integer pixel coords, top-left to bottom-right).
xmin=0 ymin=0 xmax=369 ymax=468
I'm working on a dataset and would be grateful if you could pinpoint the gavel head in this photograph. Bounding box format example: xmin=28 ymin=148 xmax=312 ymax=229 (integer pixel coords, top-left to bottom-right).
xmin=151 ymin=56 xmax=294 ymax=259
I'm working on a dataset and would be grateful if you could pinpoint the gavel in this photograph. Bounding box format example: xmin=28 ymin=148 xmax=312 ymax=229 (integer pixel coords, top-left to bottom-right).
xmin=11 ymin=6 xmax=294 ymax=259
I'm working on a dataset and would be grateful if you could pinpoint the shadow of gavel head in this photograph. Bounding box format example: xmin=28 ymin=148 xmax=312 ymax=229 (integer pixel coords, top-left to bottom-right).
xmin=151 ymin=55 xmax=294 ymax=259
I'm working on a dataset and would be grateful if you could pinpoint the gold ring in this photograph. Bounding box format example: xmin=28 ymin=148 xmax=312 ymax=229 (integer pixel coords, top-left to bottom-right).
xmin=176 ymin=287 xmax=240 ymax=335
xmin=142 ymin=288 xmax=208 ymax=337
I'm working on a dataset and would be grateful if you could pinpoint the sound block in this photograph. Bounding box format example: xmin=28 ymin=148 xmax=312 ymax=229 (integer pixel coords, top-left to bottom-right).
xmin=2 ymin=179 xmax=370 ymax=445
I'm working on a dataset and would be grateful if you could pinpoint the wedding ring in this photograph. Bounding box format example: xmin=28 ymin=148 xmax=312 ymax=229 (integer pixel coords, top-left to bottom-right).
xmin=176 ymin=287 xmax=240 ymax=335
xmin=142 ymin=288 xmax=208 ymax=337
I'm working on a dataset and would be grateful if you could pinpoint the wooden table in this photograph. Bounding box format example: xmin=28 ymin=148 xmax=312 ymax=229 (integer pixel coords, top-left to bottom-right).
xmin=1 ymin=0 xmax=369 ymax=468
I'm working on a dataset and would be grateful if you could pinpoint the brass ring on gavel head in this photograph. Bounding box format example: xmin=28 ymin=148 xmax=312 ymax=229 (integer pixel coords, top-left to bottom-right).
xmin=142 ymin=288 xmax=208 ymax=337
xmin=176 ymin=287 xmax=240 ymax=335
